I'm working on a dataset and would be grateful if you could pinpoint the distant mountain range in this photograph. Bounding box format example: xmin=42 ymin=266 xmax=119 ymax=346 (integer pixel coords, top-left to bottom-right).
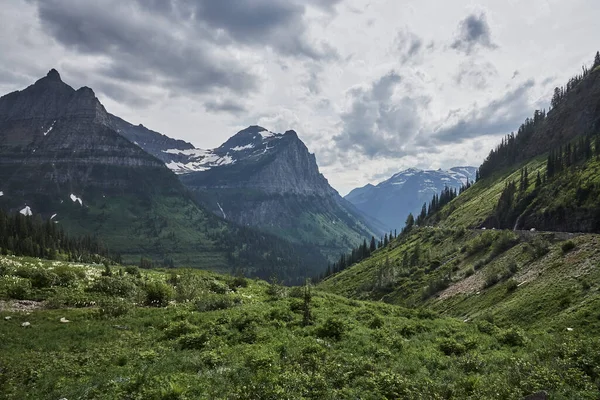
xmin=345 ymin=167 xmax=477 ymax=231
xmin=0 ymin=69 xmax=382 ymax=277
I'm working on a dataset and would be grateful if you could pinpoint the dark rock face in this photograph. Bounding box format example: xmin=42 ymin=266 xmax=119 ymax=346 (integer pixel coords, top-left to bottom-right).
xmin=107 ymin=115 xmax=195 ymax=163
xmin=173 ymin=126 xmax=384 ymax=258
xmin=0 ymin=70 xmax=167 ymax=198
xmin=345 ymin=167 xmax=477 ymax=231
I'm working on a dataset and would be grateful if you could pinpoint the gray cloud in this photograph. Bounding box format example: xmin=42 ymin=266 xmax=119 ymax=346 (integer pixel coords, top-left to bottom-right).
xmin=29 ymin=0 xmax=257 ymax=96
xmin=432 ymin=79 xmax=535 ymax=143
xmin=396 ymin=29 xmax=424 ymax=64
xmin=454 ymin=60 xmax=498 ymax=89
xmin=451 ymin=13 xmax=497 ymax=54
xmin=333 ymin=71 xmax=429 ymax=158
xmin=204 ymin=99 xmax=247 ymax=115
xmin=26 ymin=0 xmax=341 ymax=104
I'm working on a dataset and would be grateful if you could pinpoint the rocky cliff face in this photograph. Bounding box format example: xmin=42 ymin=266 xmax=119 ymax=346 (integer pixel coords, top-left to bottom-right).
xmin=170 ymin=126 xmax=384 ymax=260
xmin=346 ymin=167 xmax=477 ymax=231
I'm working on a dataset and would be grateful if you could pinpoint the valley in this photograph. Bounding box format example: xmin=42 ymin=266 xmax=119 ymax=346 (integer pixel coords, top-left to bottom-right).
xmin=1 ymin=2 xmax=600 ymax=397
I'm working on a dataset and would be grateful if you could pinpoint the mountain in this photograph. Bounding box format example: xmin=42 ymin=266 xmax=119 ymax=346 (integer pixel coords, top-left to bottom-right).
xmin=123 ymin=124 xmax=384 ymax=261
xmin=0 ymin=69 xmax=327 ymax=282
xmin=345 ymin=167 xmax=477 ymax=231
xmin=320 ymin=53 xmax=600 ymax=330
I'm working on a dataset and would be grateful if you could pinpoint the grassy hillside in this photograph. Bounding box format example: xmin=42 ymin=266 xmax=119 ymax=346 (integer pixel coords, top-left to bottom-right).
xmin=319 ymin=225 xmax=600 ymax=331
xmin=2 ymin=255 xmax=600 ymax=399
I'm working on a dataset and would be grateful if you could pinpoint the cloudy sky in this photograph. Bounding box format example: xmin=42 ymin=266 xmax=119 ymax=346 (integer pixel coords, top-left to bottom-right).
xmin=1 ymin=0 xmax=599 ymax=194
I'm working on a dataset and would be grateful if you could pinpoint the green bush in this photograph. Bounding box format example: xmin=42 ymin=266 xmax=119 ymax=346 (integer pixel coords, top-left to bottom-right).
xmin=208 ymin=280 xmax=228 ymax=294
xmin=506 ymin=279 xmax=519 ymax=293
xmin=98 ymin=298 xmax=131 ymax=318
xmin=125 ymin=265 xmax=141 ymax=277
xmin=144 ymin=281 xmax=173 ymax=307
xmin=30 ymin=269 xmax=58 ymax=289
xmin=316 ymin=317 xmax=346 ymax=341
xmin=178 ymin=332 xmax=209 ymax=350
xmin=174 ymin=272 xmax=202 ymax=302
xmin=163 ymin=321 xmax=198 ymax=340
xmin=90 ymin=276 xmax=138 ymax=297
xmin=227 ymin=276 xmax=248 ymax=290
xmin=497 ymin=327 xmax=527 ymax=347
xmin=195 ymin=294 xmax=235 ymax=312
xmin=53 ymin=265 xmax=85 ymax=287
xmin=439 ymin=338 xmax=467 ymax=356
xmin=1 ymin=276 xmax=31 ymax=300
xmin=561 ymin=240 xmax=576 ymax=254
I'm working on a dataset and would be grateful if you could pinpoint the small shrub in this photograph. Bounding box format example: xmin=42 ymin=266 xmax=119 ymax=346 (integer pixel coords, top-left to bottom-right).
xmin=288 ymin=286 xmax=304 ymax=298
xmin=54 ymin=265 xmax=85 ymax=286
xmin=465 ymin=268 xmax=475 ymax=277
xmin=316 ymin=317 xmax=346 ymax=341
xmin=439 ymin=338 xmax=467 ymax=356
xmin=125 ymin=265 xmax=141 ymax=277
xmin=473 ymin=260 xmax=486 ymax=271
xmin=484 ymin=272 xmax=500 ymax=288
xmin=98 ymin=298 xmax=131 ymax=318
xmin=2 ymin=277 xmax=31 ymax=300
xmin=368 ymin=315 xmax=385 ymax=329
xmin=195 ymin=294 xmax=235 ymax=312
xmin=497 ymin=327 xmax=527 ymax=347
xmin=561 ymin=240 xmax=576 ymax=254
xmin=208 ymin=280 xmax=228 ymax=294
xmin=178 ymin=332 xmax=209 ymax=350
xmin=30 ymin=269 xmax=58 ymax=289
xmin=144 ymin=281 xmax=173 ymax=307
xmin=506 ymin=279 xmax=518 ymax=293
xmin=227 ymin=276 xmax=248 ymax=290
xmin=163 ymin=321 xmax=198 ymax=340
xmin=90 ymin=276 xmax=137 ymax=297
xmin=101 ymin=264 xmax=113 ymax=277
xmin=476 ymin=320 xmax=496 ymax=335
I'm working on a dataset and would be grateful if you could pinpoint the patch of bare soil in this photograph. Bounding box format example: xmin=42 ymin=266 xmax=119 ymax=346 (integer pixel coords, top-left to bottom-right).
xmin=0 ymin=300 xmax=45 ymax=313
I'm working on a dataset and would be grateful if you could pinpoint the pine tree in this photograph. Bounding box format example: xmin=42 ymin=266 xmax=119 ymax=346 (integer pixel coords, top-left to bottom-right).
xmin=594 ymin=51 xmax=600 ymax=69
xmin=369 ymin=236 xmax=376 ymax=252
xmin=405 ymin=213 xmax=415 ymax=231
xmin=383 ymin=234 xmax=389 ymax=247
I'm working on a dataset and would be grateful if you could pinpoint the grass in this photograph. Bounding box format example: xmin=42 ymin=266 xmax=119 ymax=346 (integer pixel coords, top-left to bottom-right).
xmin=2 ymin=255 xmax=600 ymax=399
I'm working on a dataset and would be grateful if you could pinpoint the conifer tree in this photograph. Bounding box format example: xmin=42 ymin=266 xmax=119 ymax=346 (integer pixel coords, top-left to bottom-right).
xmin=369 ymin=236 xmax=376 ymax=252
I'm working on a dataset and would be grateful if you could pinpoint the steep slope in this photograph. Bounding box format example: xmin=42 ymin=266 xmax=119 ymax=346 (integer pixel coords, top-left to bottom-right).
xmin=320 ymin=53 xmax=600 ymax=328
xmin=166 ymin=126 xmax=384 ymax=261
xmin=346 ymin=167 xmax=476 ymax=231
xmin=0 ymin=70 xmax=327 ymax=282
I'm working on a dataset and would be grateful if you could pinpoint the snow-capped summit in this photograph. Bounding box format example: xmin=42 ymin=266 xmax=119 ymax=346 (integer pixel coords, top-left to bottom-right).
xmin=157 ymin=126 xmax=290 ymax=175
xmin=345 ymin=166 xmax=477 ymax=231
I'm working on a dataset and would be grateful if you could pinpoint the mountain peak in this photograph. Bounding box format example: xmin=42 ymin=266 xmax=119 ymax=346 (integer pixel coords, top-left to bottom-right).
xmin=46 ymin=68 xmax=62 ymax=82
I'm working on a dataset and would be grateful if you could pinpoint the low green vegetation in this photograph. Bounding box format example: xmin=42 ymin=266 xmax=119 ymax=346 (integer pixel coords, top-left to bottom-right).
xmin=2 ymin=255 xmax=600 ymax=399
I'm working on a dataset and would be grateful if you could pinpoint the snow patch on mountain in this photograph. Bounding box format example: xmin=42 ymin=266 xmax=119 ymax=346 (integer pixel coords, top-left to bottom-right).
xmin=163 ymin=148 xmax=236 ymax=173
xmin=20 ymin=206 xmax=32 ymax=216
xmin=43 ymin=120 xmax=56 ymax=136
xmin=231 ymin=144 xmax=255 ymax=151
xmin=259 ymin=129 xmax=275 ymax=139
xmin=0 ymin=191 xmax=3 ymax=197
xmin=70 ymin=194 xmax=83 ymax=205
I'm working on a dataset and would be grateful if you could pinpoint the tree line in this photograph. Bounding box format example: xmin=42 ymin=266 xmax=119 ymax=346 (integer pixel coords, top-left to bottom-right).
xmin=0 ymin=209 xmax=119 ymax=263
xmin=478 ymin=51 xmax=600 ymax=181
